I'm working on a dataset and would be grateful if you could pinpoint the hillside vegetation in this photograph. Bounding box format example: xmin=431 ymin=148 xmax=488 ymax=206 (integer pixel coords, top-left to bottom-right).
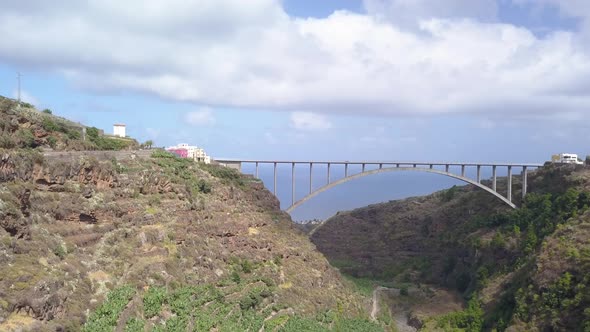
xmin=0 ymin=148 xmax=390 ymax=331
xmin=0 ymin=96 xmax=138 ymax=151
xmin=311 ymin=164 xmax=590 ymax=331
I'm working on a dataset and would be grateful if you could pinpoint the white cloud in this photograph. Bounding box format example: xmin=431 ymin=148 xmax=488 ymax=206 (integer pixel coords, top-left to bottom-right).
xmin=290 ymin=112 xmax=332 ymax=131
xmin=184 ymin=107 xmax=215 ymax=126
xmin=0 ymin=1 xmax=590 ymax=119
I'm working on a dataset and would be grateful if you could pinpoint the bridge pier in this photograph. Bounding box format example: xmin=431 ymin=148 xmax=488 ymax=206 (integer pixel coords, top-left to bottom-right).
xmin=461 ymin=165 xmax=465 ymax=177
xmin=309 ymin=163 xmax=313 ymax=194
xmin=507 ymin=166 xmax=512 ymax=203
xmin=445 ymin=164 xmax=449 ymax=173
xmin=292 ymin=163 xmax=295 ymax=206
xmin=492 ymin=165 xmax=497 ymax=191
xmin=362 ymin=163 xmax=366 ymax=172
xmin=522 ymin=166 xmax=528 ymax=199
xmin=477 ymin=165 xmax=481 ymax=183
xmin=273 ymin=162 xmax=277 ymax=194
xmin=327 ymin=163 xmax=331 ymax=184
xmin=256 ymin=162 xmax=259 ymax=178
xmin=345 ymin=163 xmax=349 ymax=177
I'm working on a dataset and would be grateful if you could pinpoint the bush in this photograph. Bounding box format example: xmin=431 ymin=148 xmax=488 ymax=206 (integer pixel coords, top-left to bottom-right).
xmin=124 ymin=318 xmax=144 ymax=332
xmin=66 ymin=129 xmax=81 ymax=140
xmin=0 ymin=135 xmax=16 ymax=148
xmin=83 ymin=286 xmax=135 ymax=331
xmin=399 ymin=285 xmax=409 ymax=296
xmin=41 ymin=117 xmax=60 ymax=132
xmin=42 ymin=109 xmax=52 ymax=114
xmin=87 ymin=127 xmax=100 ymax=139
xmin=53 ymin=245 xmax=67 ymax=260
xmin=143 ymin=286 xmax=166 ymax=318
xmin=16 ymin=128 xmax=35 ymax=148
xmin=200 ymin=163 xmax=245 ymax=186
xmin=437 ymin=296 xmax=484 ymax=332
xmin=47 ymin=136 xmax=57 ymax=148
xmin=441 ymin=185 xmax=459 ymax=202
xmin=196 ymin=179 xmax=212 ymax=194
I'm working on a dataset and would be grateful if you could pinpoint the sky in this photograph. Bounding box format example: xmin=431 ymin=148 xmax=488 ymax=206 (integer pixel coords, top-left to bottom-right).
xmin=2 ymin=0 xmax=590 ymax=220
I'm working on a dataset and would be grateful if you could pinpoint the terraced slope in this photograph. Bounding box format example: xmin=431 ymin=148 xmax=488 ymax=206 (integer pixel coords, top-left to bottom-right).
xmin=0 ymin=149 xmax=388 ymax=331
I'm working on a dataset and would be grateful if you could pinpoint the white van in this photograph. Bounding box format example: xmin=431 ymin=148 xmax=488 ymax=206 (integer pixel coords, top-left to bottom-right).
xmin=551 ymin=153 xmax=584 ymax=165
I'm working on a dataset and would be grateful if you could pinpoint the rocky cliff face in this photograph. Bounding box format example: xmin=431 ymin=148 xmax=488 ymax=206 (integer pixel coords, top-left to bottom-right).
xmin=0 ymin=150 xmax=378 ymax=331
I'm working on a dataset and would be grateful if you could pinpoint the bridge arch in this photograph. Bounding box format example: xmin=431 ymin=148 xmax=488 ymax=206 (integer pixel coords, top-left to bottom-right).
xmin=285 ymin=166 xmax=516 ymax=213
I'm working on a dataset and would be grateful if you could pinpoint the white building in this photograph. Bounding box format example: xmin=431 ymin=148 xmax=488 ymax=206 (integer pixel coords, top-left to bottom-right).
xmin=113 ymin=124 xmax=126 ymax=137
xmin=166 ymin=143 xmax=212 ymax=164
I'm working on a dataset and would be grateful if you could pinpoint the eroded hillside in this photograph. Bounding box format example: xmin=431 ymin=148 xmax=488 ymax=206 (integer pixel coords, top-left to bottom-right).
xmin=0 ymin=147 xmax=388 ymax=331
xmin=312 ymin=164 xmax=590 ymax=331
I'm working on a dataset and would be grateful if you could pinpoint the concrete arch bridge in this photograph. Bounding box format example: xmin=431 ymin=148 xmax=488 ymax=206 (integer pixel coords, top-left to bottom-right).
xmin=214 ymin=160 xmax=544 ymax=212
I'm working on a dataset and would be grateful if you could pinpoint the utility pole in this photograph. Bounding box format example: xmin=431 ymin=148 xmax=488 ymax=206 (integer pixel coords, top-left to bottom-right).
xmin=17 ymin=72 xmax=22 ymax=106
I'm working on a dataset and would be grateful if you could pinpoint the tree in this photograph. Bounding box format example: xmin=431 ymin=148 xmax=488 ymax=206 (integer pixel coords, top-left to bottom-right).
xmin=42 ymin=109 xmax=52 ymax=114
xmin=143 ymin=140 xmax=154 ymax=149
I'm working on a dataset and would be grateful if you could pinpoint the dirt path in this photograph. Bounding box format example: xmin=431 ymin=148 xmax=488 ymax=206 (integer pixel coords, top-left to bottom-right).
xmin=371 ymin=286 xmax=417 ymax=332
xmin=370 ymin=286 xmax=388 ymax=320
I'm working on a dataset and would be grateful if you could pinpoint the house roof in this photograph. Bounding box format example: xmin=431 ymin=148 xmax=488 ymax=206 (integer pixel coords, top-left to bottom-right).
xmin=113 ymin=123 xmax=126 ymax=127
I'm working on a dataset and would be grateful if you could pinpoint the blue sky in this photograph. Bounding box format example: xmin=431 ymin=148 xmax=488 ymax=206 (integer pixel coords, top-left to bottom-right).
xmin=2 ymin=0 xmax=590 ymax=220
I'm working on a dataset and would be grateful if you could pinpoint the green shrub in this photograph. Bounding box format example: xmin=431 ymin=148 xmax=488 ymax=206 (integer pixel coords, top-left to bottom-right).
xmin=200 ymin=163 xmax=245 ymax=186
xmin=240 ymin=259 xmax=254 ymax=273
xmin=83 ymin=286 xmax=135 ymax=332
xmin=66 ymin=129 xmax=81 ymax=140
xmin=437 ymin=296 xmax=484 ymax=332
xmin=42 ymin=109 xmax=52 ymax=114
xmin=16 ymin=128 xmax=35 ymax=148
xmin=278 ymin=316 xmax=329 ymax=332
xmin=47 ymin=136 xmax=57 ymax=148
xmin=239 ymin=290 xmax=263 ymax=310
xmin=0 ymin=135 xmax=16 ymax=148
xmin=53 ymin=245 xmax=67 ymax=260
xmin=491 ymin=231 xmax=507 ymax=250
xmin=87 ymin=127 xmax=100 ymax=139
xmin=124 ymin=318 xmax=144 ymax=332
xmin=333 ymin=318 xmax=383 ymax=332
xmin=230 ymin=270 xmax=241 ymax=284
xmin=399 ymin=285 xmax=409 ymax=296
xmin=441 ymin=185 xmax=459 ymax=202
xmin=143 ymin=286 xmax=166 ymax=318
xmin=196 ymin=179 xmax=212 ymax=194
xmin=41 ymin=117 xmax=60 ymax=132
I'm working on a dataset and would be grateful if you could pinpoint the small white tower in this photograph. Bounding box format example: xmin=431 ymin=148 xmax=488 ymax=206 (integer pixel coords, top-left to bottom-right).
xmin=113 ymin=124 xmax=126 ymax=137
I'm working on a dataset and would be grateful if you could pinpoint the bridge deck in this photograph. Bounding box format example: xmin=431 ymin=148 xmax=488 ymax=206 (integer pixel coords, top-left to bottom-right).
xmin=215 ymin=159 xmax=544 ymax=167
